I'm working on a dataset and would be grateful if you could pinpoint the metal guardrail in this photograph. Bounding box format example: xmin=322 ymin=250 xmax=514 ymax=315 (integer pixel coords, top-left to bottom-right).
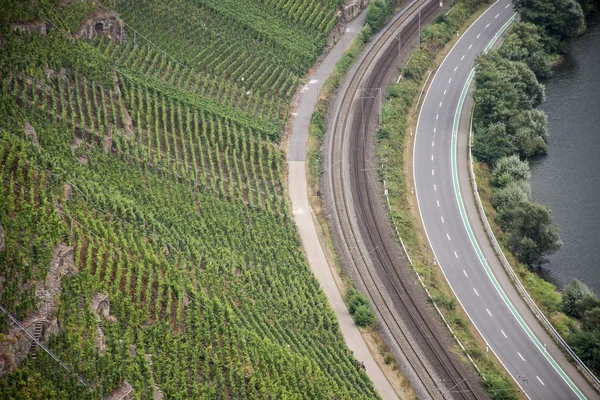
xmin=467 ymin=109 xmax=600 ymax=394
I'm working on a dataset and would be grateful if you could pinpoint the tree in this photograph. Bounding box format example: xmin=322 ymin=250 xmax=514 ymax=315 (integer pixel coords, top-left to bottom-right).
xmin=508 ymin=109 xmax=548 ymax=157
xmin=497 ymin=201 xmax=561 ymax=265
xmin=582 ymin=308 xmax=600 ymax=331
xmin=365 ymin=0 xmax=392 ymax=32
xmin=499 ymin=22 xmax=553 ymax=78
xmin=492 ymin=181 xmax=531 ymax=210
xmin=473 ymin=122 xmax=515 ymax=165
xmin=567 ymin=329 xmax=600 ymax=372
xmin=513 ymin=0 xmax=585 ymax=42
xmin=491 ymin=155 xmax=531 ymax=187
xmin=562 ymin=279 xmax=595 ymax=317
xmin=474 ymin=52 xmax=545 ymax=127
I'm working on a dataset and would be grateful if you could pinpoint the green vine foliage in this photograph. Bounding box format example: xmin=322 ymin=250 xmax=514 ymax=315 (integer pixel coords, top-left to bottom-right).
xmin=0 ymin=0 xmax=382 ymax=398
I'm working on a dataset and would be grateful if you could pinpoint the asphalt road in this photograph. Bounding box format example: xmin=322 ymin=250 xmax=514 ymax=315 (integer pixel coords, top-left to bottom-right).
xmin=413 ymin=1 xmax=593 ymax=399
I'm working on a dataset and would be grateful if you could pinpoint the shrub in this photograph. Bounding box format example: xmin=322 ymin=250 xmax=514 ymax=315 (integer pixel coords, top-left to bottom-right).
xmin=365 ymin=0 xmax=393 ymax=32
xmin=491 ymin=155 xmax=531 ymax=187
xmin=353 ymin=304 xmax=376 ymax=327
xmin=346 ymin=289 xmax=376 ymax=327
xmin=562 ymin=279 xmax=595 ymax=317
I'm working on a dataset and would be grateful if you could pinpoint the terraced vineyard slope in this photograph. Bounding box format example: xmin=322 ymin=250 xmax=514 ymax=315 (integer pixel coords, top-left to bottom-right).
xmin=0 ymin=0 xmax=379 ymax=398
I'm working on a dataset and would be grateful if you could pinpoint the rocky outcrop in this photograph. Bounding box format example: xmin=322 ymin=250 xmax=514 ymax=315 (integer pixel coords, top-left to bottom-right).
xmin=0 ymin=244 xmax=77 ymax=378
xmin=0 ymin=225 xmax=4 ymax=252
xmin=24 ymin=122 xmax=39 ymax=145
xmin=90 ymin=292 xmax=117 ymax=356
xmin=9 ymin=20 xmax=48 ymax=36
xmin=75 ymin=9 xmax=125 ymax=43
xmin=106 ymin=380 xmax=134 ymax=400
xmin=144 ymin=354 xmax=164 ymax=400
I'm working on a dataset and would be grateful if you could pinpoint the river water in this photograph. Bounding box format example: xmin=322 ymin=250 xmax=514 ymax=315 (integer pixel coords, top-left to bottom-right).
xmin=530 ymin=13 xmax=600 ymax=295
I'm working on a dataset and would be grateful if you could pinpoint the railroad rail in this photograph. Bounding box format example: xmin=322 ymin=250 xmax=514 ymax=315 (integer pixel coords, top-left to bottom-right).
xmin=323 ymin=1 xmax=487 ymax=398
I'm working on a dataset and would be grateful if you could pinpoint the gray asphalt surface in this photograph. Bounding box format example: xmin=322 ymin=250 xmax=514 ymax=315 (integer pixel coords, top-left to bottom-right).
xmin=413 ymin=1 xmax=595 ymax=399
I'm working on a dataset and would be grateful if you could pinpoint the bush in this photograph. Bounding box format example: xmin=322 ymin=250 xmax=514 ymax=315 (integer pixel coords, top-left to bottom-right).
xmin=562 ymin=279 xmax=595 ymax=317
xmin=403 ymin=49 xmax=433 ymax=80
xmin=346 ymin=289 xmax=376 ymax=327
xmin=353 ymin=304 xmax=376 ymax=327
xmin=492 ymin=181 xmax=531 ymax=210
xmin=383 ymin=352 xmax=394 ymax=365
xmin=491 ymin=155 xmax=531 ymax=187
xmin=365 ymin=0 xmax=393 ymax=33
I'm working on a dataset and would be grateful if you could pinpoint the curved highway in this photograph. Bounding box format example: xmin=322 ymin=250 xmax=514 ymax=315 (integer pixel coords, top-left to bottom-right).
xmin=413 ymin=1 xmax=593 ymax=399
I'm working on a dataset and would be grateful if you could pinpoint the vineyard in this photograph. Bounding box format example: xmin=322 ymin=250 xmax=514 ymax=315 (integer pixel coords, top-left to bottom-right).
xmin=0 ymin=0 xmax=380 ymax=398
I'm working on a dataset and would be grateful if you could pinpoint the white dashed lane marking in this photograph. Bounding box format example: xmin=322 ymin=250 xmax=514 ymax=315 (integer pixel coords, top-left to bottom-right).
xmin=446 ymin=233 xmax=451 ymax=241
xmin=537 ymin=376 xmax=545 ymax=386
xmin=463 ymin=270 xmax=468 ymax=277
xmin=518 ymin=352 xmax=525 ymax=362
xmin=432 ymin=169 xmax=435 ymax=176
xmin=501 ymin=330 xmax=507 ymax=338
xmin=495 ymin=13 xmax=499 ymax=18
xmin=461 ymin=55 xmax=465 ymax=60
xmin=485 ymin=23 xmax=490 ymax=28
xmin=454 ymin=66 xmax=457 ymax=71
xmin=441 ymin=216 xmax=444 ymax=223
xmin=486 ymin=308 xmax=492 ymax=317
xmin=437 ymin=200 xmax=440 ymax=207
xmin=454 ymin=251 xmax=458 ymax=259
xmin=477 ymin=33 xmax=481 ymax=39
xmin=469 ymin=44 xmax=473 ymax=49
xmin=473 ymin=288 xmax=479 ymax=296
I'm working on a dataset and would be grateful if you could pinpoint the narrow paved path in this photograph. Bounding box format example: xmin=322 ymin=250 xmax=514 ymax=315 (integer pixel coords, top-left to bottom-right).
xmin=413 ymin=1 xmax=598 ymax=398
xmin=286 ymin=10 xmax=398 ymax=400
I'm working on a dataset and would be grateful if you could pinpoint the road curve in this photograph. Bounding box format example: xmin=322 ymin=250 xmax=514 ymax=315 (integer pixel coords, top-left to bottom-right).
xmin=323 ymin=1 xmax=487 ymax=399
xmin=413 ymin=1 xmax=597 ymax=399
xmin=286 ymin=9 xmax=399 ymax=400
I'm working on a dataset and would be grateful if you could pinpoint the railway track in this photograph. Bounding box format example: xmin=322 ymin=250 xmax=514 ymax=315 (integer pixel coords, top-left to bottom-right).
xmin=324 ymin=1 xmax=487 ymax=399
